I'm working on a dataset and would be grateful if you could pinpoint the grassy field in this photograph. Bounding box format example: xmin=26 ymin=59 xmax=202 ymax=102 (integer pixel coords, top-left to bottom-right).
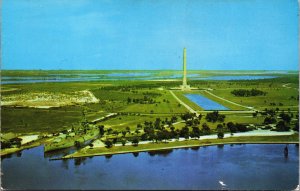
xmin=1 ymin=106 xmax=83 ymax=133
xmin=211 ymin=88 xmax=299 ymax=110
xmin=99 ymin=114 xmax=175 ymax=131
xmin=171 ymin=113 xmax=265 ymax=131
xmin=63 ymin=134 xmax=299 ymax=159
xmin=1 ymin=70 xmax=298 ymax=136
xmin=121 ymin=90 xmax=188 ymax=114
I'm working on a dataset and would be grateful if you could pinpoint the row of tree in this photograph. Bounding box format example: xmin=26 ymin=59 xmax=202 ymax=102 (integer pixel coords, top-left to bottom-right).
xmin=127 ymin=96 xmax=157 ymax=104
xmin=231 ymin=89 xmax=267 ymax=97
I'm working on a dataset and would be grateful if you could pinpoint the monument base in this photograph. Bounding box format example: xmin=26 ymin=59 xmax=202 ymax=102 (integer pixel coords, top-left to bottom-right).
xmin=180 ymin=85 xmax=191 ymax=91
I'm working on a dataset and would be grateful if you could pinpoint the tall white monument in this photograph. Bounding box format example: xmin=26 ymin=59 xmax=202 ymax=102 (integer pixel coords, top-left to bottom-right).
xmin=180 ymin=48 xmax=191 ymax=90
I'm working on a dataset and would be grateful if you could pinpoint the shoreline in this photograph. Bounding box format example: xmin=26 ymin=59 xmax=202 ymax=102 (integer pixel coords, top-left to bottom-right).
xmin=0 ymin=137 xmax=52 ymax=157
xmin=57 ymin=134 xmax=299 ymax=160
xmin=59 ymin=141 xmax=298 ymax=160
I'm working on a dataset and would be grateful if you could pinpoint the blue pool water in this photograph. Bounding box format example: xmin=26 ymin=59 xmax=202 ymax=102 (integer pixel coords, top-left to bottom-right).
xmin=185 ymin=94 xmax=229 ymax=110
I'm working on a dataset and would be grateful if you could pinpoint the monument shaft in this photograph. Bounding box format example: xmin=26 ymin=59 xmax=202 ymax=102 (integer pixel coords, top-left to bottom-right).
xmin=179 ymin=47 xmax=190 ymax=90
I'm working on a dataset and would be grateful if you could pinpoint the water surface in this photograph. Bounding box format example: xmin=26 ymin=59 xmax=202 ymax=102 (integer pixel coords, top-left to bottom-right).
xmin=201 ymin=75 xmax=277 ymax=81
xmin=1 ymin=73 xmax=278 ymax=84
xmin=1 ymin=144 xmax=298 ymax=190
xmin=185 ymin=94 xmax=229 ymax=110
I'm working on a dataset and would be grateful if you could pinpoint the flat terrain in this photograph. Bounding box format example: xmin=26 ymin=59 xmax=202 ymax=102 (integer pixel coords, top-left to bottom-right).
xmin=1 ymin=70 xmax=299 ymax=157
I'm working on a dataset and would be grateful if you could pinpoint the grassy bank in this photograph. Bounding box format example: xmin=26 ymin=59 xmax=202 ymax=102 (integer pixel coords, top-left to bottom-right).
xmin=62 ymin=134 xmax=299 ymax=159
xmin=0 ymin=137 xmax=53 ymax=156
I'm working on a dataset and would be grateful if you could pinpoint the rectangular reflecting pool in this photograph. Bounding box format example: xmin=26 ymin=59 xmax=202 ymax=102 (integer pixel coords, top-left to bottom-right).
xmin=185 ymin=94 xmax=229 ymax=110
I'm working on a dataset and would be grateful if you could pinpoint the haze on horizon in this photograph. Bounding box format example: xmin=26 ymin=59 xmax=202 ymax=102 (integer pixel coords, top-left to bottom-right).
xmin=2 ymin=0 xmax=299 ymax=70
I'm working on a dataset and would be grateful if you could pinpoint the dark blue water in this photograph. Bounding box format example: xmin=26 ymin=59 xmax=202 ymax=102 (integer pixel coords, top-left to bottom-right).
xmin=185 ymin=94 xmax=229 ymax=110
xmin=1 ymin=73 xmax=278 ymax=84
xmin=1 ymin=144 xmax=298 ymax=190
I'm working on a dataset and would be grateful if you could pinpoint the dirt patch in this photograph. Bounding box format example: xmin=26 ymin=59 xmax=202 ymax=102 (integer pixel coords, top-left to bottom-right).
xmin=1 ymin=90 xmax=99 ymax=108
xmin=0 ymin=87 xmax=19 ymax=92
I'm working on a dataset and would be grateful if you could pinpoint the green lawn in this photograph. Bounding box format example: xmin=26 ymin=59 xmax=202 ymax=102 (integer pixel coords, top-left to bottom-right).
xmin=1 ymin=70 xmax=298 ymax=136
xmin=211 ymin=88 xmax=299 ymax=110
xmin=99 ymin=114 xmax=178 ymax=131
xmin=172 ymin=113 xmax=264 ymax=130
xmin=121 ymin=90 xmax=188 ymax=114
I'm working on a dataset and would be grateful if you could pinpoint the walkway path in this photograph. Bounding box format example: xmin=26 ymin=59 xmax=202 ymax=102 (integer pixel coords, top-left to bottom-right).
xmin=204 ymin=90 xmax=257 ymax=111
xmin=88 ymin=129 xmax=296 ymax=148
xmin=91 ymin=113 xmax=117 ymax=123
xmin=169 ymin=90 xmax=198 ymax=115
xmin=169 ymin=90 xmax=257 ymax=114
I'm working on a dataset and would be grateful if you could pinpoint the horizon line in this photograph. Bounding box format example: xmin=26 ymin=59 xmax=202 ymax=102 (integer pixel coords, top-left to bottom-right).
xmin=1 ymin=69 xmax=299 ymax=71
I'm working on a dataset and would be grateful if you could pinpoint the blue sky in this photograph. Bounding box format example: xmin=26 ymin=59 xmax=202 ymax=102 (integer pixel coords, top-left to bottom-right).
xmin=2 ymin=0 xmax=299 ymax=70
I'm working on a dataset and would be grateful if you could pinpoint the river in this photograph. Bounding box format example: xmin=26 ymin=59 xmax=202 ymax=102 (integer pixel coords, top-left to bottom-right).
xmin=1 ymin=144 xmax=298 ymax=190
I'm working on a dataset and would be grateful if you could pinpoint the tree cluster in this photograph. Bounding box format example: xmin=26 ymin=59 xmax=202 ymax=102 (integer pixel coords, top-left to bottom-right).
xmin=279 ymin=113 xmax=291 ymax=124
xmin=205 ymin=111 xmax=225 ymax=123
xmin=226 ymin=122 xmax=249 ymax=133
xmin=1 ymin=137 xmax=22 ymax=149
xmin=275 ymin=121 xmax=290 ymax=132
xmin=263 ymin=116 xmax=277 ymax=124
xmin=127 ymin=95 xmax=157 ymax=104
xmin=181 ymin=112 xmax=196 ymax=121
xmin=231 ymin=89 xmax=267 ymax=97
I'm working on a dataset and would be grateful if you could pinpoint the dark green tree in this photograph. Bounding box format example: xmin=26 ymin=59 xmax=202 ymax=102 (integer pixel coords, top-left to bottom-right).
xmin=202 ymin=123 xmax=211 ymax=135
xmin=121 ymin=139 xmax=126 ymax=146
xmin=218 ymin=132 xmax=224 ymax=139
xmin=227 ymin=122 xmax=237 ymax=133
xmin=276 ymin=121 xmax=290 ymax=131
xmin=98 ymin=125 xmax=105 ymax=136
xmin=279 ymin=113 xmax=291 ymax=124
xmin=192 ymin=126 xmax=201 ymax=139
xmin=132 ymin=137 xmax=139 ymax=146
xmin=104 ymin=140 xmax=113 ymax=148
